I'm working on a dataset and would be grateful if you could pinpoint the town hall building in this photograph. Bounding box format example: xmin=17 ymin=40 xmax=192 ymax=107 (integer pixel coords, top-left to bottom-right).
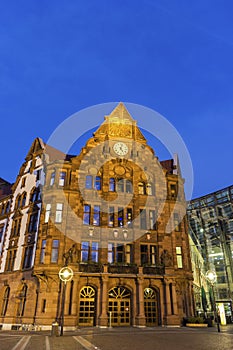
xmin=0 ymin=103 xmax=194 ymax=330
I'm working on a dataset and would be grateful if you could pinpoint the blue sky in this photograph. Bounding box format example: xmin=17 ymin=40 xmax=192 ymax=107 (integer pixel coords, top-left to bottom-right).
xmin=0 ymin=0 xmax=233 ymax=199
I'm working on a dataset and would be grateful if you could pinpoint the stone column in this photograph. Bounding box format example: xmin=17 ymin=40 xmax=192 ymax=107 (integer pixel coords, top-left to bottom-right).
xmin=72 ymin=277 xmax=79 ymax=315
xmin=98 ymin=266 xmax=109 ymax=327
xmin=172 ymin=283 xmax=178 ymax=315
xmin=165 ymin=280 xmax=171 ymax=316
xmin=135 ymin=270 xmax=146 ymax=327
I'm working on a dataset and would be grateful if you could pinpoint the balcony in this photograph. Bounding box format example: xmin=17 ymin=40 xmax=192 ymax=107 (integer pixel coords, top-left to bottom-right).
xmin=108 ymin=264 xmax=138 ymax=274
xmin=143 ymin=265 xmax=165 ymax=275
xmin=78 ymin=263 xmax=103 ymax=273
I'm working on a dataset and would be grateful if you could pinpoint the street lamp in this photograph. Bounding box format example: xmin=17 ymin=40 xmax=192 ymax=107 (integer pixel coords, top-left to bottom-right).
xmin=206 ymin=270 xmax=220 ymax=332
xmin=58 ymin=266 xmax=73 ymax=336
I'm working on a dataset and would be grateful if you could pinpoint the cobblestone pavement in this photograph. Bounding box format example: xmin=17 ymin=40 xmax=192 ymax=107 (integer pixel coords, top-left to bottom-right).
xmin=0 ymin=325 xmax=233 ymax=350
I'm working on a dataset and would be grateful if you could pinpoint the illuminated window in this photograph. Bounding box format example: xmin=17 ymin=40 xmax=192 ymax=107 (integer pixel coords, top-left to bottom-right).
xmin=59 ymin=172 xmax=66 ymax=186
xmin=174 ymin=213 xmax=181 ymax=232
xmin=146 ymin=183 xmax=153 ymax=195
xmin=140 ymin=244 xmax=157 ymax=265
xmin=149 ymin=210 xmax=156 ymax=230
xmin=170 ymin=184 xmax=177 ymax=199
xmin=93 ymin=205 xmax=100 ymax=226
xmin=176 ymin=247 xmax=183 ymax=268
xmin=55 ymin=203 xmax=63 ymax=223
xmin=127 ymin=208 xmax=133 ymax=227
xmin=118 ymin=207 xmax=124 ymax=227
xmin=44 ymin=204 xmax=51 ymax=223
xmin=108 ymin=207 xmax=114 ymax=227
xmin=108 ymin=243 xmax=114 ymax=263
xmin=138 ymin=182 xmax=146 ymax=195
xmin=126 ymin=244 xmax=133 ymax=264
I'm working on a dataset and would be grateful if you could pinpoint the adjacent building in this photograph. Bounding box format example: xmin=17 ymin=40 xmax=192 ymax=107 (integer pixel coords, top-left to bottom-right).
xmin=0 ymin=103 xmax=193 ymax=330
xmin=187 ymin=186 xmax=233 ymax=323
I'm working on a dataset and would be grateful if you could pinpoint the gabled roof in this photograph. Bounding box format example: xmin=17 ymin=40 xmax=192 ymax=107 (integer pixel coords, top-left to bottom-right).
xmin=0 ymin=177 xmax=12 ymax=200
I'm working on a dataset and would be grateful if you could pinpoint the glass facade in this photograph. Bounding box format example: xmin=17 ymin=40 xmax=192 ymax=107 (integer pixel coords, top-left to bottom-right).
xmin=187 ymin=185 xmax=233 ymax=323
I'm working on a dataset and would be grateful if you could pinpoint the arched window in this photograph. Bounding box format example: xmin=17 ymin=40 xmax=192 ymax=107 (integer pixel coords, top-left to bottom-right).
xmin=144 ymin=287 xmax=159 ymax=326
xmin=79 ymin=286 xmax=96 ymax=326
xmin=17 ymin=284 xmax=27 ymax=317
xmin=1 ymin=286 xmax=10 ymax=316
xmin=138 ymin=182 xmax=145 ymax=195
xmin=109 ymin=178 xmax=115 ymax=192
xmin=16 ymin=195 xmax=21 ymax=209
xmin=21 ymin=193 xmax=27 ymax=207
xmin=5 ymin=201 xmax=10 ymax=213
xmin=30 ymin=188 xmax=40 ymax=203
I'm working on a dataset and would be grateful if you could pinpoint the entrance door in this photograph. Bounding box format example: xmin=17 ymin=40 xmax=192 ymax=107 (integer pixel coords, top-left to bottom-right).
xmin=108 ymin=286 xmax=131 ymax=326
xmin=144 ymin=287 xmax=158 ymax=326
xmin=79 ymin=286 xmax=96 ymax=326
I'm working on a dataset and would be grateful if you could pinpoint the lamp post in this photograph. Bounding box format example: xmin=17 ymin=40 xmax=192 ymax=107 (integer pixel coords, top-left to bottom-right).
xmin=58 ymin=266 xmax=73 ymax=336
xmin=206 ymin=270 xmax=220 ymax=332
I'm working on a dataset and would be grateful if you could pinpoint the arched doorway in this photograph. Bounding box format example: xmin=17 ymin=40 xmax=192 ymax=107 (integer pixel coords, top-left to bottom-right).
xmin=144 ymin=287 xmax=158 ymax=326
xmin=108 ymin=286 xmax=131 ymax=326
xmin=78 ymin=286 xmax=96 ymax=326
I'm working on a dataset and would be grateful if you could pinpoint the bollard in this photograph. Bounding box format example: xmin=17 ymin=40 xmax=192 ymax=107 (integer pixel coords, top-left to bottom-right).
xmin=51 ymin=321 xmax=59 ymax=336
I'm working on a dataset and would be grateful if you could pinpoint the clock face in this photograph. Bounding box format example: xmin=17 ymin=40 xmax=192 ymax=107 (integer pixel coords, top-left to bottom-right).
xmin=113 ymin=142 xmax=128 ymax=156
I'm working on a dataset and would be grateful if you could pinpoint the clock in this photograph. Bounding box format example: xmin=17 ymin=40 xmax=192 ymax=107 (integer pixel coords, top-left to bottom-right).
xmin=113 ymin=142 xmax=128 ymax=156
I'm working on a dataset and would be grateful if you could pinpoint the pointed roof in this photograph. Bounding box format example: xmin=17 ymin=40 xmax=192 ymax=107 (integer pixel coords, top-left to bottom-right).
xmin=105 ymin=102 xmax=134 ymax=124
xmin=92 ymin=103 xmax=146 ymax=143
xmin=25 ymin=137 xmax=45 ymax=161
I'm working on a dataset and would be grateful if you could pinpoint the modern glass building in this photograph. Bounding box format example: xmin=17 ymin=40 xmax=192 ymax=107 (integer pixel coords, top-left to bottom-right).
xmin=187 ymin=185 xmax=233 ymax=323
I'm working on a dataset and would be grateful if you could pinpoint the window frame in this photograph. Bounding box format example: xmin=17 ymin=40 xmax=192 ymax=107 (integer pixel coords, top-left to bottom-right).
xmin=51 ymin=239 xmax=59 ymax=263
xmin=55 ymin=203 xmax=63 ymax=223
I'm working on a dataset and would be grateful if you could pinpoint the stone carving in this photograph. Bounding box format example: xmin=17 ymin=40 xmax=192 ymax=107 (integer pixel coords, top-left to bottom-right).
xmin=160 ymin=250 xmax=172 ymax=267
xmin=63 ymin=244 xmax=79 ymax=264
